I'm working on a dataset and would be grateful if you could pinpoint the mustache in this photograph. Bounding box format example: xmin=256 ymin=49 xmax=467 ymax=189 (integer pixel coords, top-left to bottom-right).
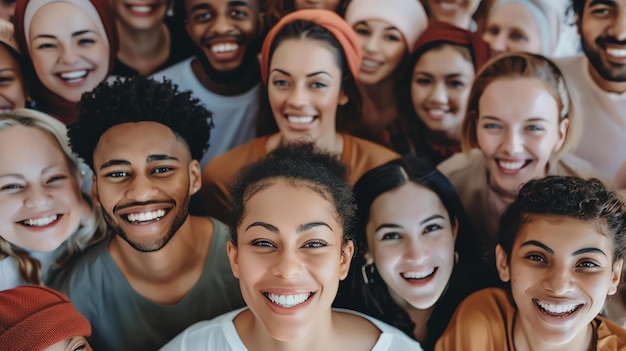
xmin=596 ymin=36 xmax=626 ymax=47
xmin=113 ymin=200 xmax=175 ymax=213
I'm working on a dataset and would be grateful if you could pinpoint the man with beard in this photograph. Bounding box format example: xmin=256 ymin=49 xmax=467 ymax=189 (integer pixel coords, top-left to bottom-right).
xmin=51 ymin=77 xmax=245 ymax=351
xmin=152 ymin=0 xmax=261 ymax=169
xmin=556 ymin=0 xmax=626 ymax=185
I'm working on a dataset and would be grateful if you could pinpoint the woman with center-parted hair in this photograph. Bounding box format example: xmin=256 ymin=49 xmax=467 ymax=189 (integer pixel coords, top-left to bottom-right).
xmin=201 ymin=9 xmax=398 ymax=224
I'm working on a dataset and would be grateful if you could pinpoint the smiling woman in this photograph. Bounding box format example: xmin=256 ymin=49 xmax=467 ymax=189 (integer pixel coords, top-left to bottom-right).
xmin=161 ymin=143 xmax=423 ymax=351
xmin=13 ymin=0 xmax=118 ymax=125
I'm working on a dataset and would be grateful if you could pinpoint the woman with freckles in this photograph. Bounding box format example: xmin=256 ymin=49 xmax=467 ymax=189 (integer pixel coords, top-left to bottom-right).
xmin=13 ymin=0 xmax=118 ymax=125
xmin=436 ymin=176 xmax=626 ymax=351
xmin=161 ymin=143 xmax=422 ymax=351
xmin=336 ymin=155 xmax=487 ymax=350
xmin=0 ymin=108 xmax=105 ymax=290
xmin=438 ymin=52 xmax=606 ymax=260
xmin=201 ymin=9 xmax=398 ymax=224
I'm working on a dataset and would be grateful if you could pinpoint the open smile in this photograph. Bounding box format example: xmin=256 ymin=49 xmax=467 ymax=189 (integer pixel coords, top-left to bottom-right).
xmin=56 ymin=70 xmax=90 ymax=84
xmin=495 ymin=158 xmax=532 ymax=174
xmin=263 ymin=291 xmax=314 ymax=308
xmin=533 ymin=298 xmax=583 ymax=318
xmin=19 ymin=214 xmax=62 ymax=227
xmin=120 ymin=208 xmax=170 ymax=225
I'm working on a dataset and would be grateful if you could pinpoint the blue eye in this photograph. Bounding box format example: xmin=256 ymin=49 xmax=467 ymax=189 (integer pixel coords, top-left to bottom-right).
xmin=381 ymin=232 xmax=401 ymax=240
xmin=1 ymin=184 xmax=23 ymax=191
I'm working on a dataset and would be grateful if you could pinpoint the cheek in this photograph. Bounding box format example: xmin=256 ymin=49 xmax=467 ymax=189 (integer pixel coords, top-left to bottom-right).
xmin=411 ymin=83 xmax=427 ymax=107
xmin=30 ymin=51 xmax=54 ymax=77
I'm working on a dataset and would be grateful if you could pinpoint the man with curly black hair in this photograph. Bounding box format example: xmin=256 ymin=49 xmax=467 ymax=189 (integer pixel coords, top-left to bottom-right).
xmin=51 ymin=77 xmax=245 ymax=351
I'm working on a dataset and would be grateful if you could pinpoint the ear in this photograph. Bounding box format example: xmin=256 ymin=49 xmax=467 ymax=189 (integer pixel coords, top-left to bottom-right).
xmin=339 ymin=240 xmax=355 ymax=280
xmin=338 ymin=89 xmax=349 ymax=106
xmin=608 ymin=258 xmax=624 ymax=296
xmin=91 ymin=174 xmax=101 ymax=207
xmin=495 ymin=244 xmax=511 ymax=283
xmin=553 ymin=118 xmax=570 ymax=153
xmin=188 ymin=159 xmax=202 ymax=196
xmin=226 ymin=240 xmax=240 ymax=278
xmin=452 ymin=217 xmax=459 ymax=241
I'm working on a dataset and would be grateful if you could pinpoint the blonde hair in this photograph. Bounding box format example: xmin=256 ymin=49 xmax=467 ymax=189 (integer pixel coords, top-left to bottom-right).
xmin=460 ymin=52 xmax=580 ymax=158
xmin=0 ymin=108 xmax=106 ymax=285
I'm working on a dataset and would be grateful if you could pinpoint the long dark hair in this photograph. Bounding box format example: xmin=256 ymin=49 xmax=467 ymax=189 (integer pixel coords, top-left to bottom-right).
xmin=335 ymin=154 xmax=486 ymax=350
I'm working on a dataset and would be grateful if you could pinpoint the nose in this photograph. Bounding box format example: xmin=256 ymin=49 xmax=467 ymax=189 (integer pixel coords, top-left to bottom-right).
xmin=428 ymin=81 xmax=448 ymax=105
xmin=542 ymin=264 xmax=575 ymax=295
xmin=286 ymin=83 xmax=309 ymax=109
xmin=59 ymin=44 xmax=79 ymax=65
xmin=126 ymin=175 xmax=158 ymax=202
xmin=212 ymin=13 xmax=234 ymax=34
xmin=272 ymin=248 xmax=303 ymax=279
xmin=608 ymin=7 xmax=626 ymax=41
xmin=24 ymin=185 xmax=53 ymax=209
xmin=485 ymin=32 xmax=507 ymax=54
xmin=502 ymin=128 xmax=524 ymax=155
xmin=403 ymin=238 xmax=429 ymax=264
xmin=363 ymin=35 xmax=379 ymax=54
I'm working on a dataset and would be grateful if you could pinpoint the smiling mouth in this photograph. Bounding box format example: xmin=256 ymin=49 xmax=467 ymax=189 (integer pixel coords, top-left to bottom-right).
xmin=401 ymin=267 xmax=437 ymax=281
xmin=127 ymin=4 xmax=157 ymax=13
xmin=496 ymin=159 xmax=532 ymax=172
xmin=57 ymin=70 xmax=88 ymax=83
xmin=210 ymin=42 xmax=239 ymax=54
xmin=534 ymin=299 xmax=582 ymax=318
xmin=122 ymin=209 xmax=167 ymax=224
xmin=286 ymin=115 xmax=316 ymax=125
xmin=264 ymin=292 xmax=313 ymax=308
xmin=20 ymin=214 xmax=60 ymax=227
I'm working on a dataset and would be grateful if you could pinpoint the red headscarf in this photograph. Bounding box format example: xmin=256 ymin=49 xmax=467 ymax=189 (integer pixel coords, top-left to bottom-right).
xmin=260 ymin=9 xmax=362 ymax=85
xmin=413 ymin=21 xmax=491 ymax=72
xmin=13 ymin=0 xmax=119 ymax=125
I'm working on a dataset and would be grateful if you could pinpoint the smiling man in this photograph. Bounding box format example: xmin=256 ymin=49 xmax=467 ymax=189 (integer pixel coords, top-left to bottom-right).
xmin=555 ymin=0 xmax=626 ymax=185
xmin=51 ymin=77 xmax=245 ymax=351
xmin=152 ymin=0 xmax=262 ymax=169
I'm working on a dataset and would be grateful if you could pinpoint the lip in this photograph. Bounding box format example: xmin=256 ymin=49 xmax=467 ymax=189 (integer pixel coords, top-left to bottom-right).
xmin=54 ymin=69 xmax=92 ymax=88
xmin=16 ymin=213 xmax=64 ymax=231
xmin=494 ymin=158 xmax=532 ymax=175
xmin=400 ymin=267 xmax=438 ymax=287
xmin=124 ymin=3 xmax=161 ymax=16
xmin=360 ymin=58 xmax=382 ymax=74
xmin=283 ymin=113 xmax=319 ymax=132
xmin=532 ymin=297 xmax=584 ymax=324
xmin=603 ymin=44 xmax=626 ymax=65
xmin=262 ymin=289 xmax=316 ymax=315
xmin=422 ymin=107 xmax=449 ymax=122
xmin=116 ymin=205 xmax=172 ymax=225
xmin=204 ymin=37 xmax=244 ymax=63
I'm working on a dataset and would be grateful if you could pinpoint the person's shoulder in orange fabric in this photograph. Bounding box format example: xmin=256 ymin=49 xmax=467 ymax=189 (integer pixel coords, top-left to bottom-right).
xmin=341 ymin=133 xmax=399 ymax=185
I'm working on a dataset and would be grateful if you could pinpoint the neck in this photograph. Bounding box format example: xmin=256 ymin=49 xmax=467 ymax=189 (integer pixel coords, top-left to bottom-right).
xmin=191 ymin=56 xmax=260 ymax=96
xmin=359 ymin=78 xmax=399 ymax=129
xmin=513 ymin=314 xmax=593 ymax=351
xmin=588 ymin=61 xmax=626 ymax=94
xmin=116 ymin=21 xmax=170 ymax=75
xmin=404 ymin=306 xmax=434 ymax=344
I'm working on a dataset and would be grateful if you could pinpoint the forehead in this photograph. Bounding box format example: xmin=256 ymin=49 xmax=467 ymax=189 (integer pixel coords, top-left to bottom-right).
xmin=0 ymin=125 xmax=66 ymax=170
xmin=93 ymin=122 xmax=191 ymax=164
xmin=30 ymin=2 xmax=99 ymax=35
xmin=414 ymin=45 xmax=474 ymax=74
xmin=185 ymin=0 xmax=259 ymax=13
xmin=0 ymin=46 xmax=20 ymax=70
xmin=489 ymin=3 xmax=537 ymax=30
xmin=478 ymin=77 xmax=559 ymax=119
xmin=369 ymin=182 xmax=448 ymax=221
xmin=270 ymin=38 xmax=341 ymax=74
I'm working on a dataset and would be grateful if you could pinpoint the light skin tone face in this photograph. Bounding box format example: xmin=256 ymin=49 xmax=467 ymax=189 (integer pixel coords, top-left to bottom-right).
xmin=293 ymin=0 xmax=341 ymax=10
xmin=0 ymin=0 xmax=16 ymax=22
xmin=425 ymin=0 xmax=482 ymax=29
xmin=268 ymin=38 xmax=348 ymax=148
xmin=366 ymin=182 xmax=457 ymax=311
xmin=579 ymin=0 xmax=626 ymax=92
xmin=353 ymin=20 xmax=407 ymax=85
xmin=227 ymin=179 xmax=354 ymax=342
xmin=110 ymin=0 xmax=169 ymax=30
xmin=476 ymin=77 xmax=568 ymax=199
xmin=0 ymin=46 xmax=25 ymax=111
xmin=185 ymin=0 xmax=259 ymax=71
xmin=495 ymin=215 xmax=623 ymax=350
xmin=0 ymin=125 xmax=87 ymax=252
xmin=43 ymin=337 xmax=93 ymax=351
xmin=92 ymin=122 xmax=201 ymax=253
xmin=411 ymin=45 xmax=474 ymax=140
xmin=482 ymin=3 xmax=542 ymax=55
xmin=29 ymin=2 xmax=109 ymax=103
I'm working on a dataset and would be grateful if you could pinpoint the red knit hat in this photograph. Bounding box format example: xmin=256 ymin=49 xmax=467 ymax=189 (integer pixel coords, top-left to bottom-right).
xmin=0 ymin=285 xmax=91 ymax=351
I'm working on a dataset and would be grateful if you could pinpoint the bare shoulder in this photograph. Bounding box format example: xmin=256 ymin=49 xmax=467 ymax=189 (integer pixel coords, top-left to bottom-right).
xmin=331 ymin=310 xmax=381 ymax=351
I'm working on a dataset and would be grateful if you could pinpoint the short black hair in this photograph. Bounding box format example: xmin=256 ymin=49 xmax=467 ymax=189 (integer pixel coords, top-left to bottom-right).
xmin=499 ymin=176 xmax=626 ymax=261
xmin=228 ymin=142 xmax=356 ymax=245
xmin=570 ymin=0 xmax=585 ymax=17
xmin=68 ymin=76 xmax=213 ymax=170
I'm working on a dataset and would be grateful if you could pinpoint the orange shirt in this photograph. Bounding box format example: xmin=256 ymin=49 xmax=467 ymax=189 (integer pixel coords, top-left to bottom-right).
xmin=435 ymin=288 xmax=626 ymax=351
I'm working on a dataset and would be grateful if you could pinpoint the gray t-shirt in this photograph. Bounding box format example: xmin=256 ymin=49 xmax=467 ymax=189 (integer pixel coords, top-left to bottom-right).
xmin=51 ymin=218 xmax=244 ymax=351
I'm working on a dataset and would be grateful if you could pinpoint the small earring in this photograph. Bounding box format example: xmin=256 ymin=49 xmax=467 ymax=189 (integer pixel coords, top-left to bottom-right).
xmin=361 ymin=263 xmax=375 ymax=285
xmin=454 ymin=251 xmax=459 ymax=264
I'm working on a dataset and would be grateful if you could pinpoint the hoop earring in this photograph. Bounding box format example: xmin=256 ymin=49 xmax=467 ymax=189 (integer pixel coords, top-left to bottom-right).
xmin=361 ymin=263 xmax=375 ymax=285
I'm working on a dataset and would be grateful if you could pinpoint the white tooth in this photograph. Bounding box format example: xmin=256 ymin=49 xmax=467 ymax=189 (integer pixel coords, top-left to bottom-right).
xmin=361 ymin=60 xmax=379 ymax=68
xmin=498 ymin=160 xmax=525 ymax=170
xmin=537 ymin=300 xmax=578 ymax=314
xmin=607 ymin=48 xmax=626 ymax=58
xmin=402 ymin=269 xmax=435 ymax=279
xmin=267 ymin=293 xmax=310 ymax=308
xmin=211 ymin=43 xmax=238 ymax=53
xmin=23 ymin=214 xmax=58 ymax=227
xmin=127 ymin=210 xmax=166 ymax=223
xmin=60 ymin=70 xmax=87 ymax=80
xmin=131 ymin=5 xmax=152 ymax=13
xmin=287 ymin=116 xmax=314 ymax=124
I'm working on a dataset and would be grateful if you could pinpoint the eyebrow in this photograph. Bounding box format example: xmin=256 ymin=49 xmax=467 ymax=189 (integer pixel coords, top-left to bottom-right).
xmin=99 ymin=154 xmax=178 ymax=170
xmin=414 ymin=72 xmax=470 ymax=79
xmin=270 ymin=68 xmax=333 ymax=79
xmin=245 ymin=221 xmax=331 ymax=233
xmin=375 ymin=214 xmax=445 ymax=232
xmin=65 ymin=338 xmax=74 ymax=347
xmin=589 ymin=0 xmax=616 ymax=8
xmin=32 ymin=30 xmax=97 ymax=41
xmin=0 ymin=163 xmax=64 ymax=178
xmin=520 ymin=240 xmax=607 ymax=257
xmin=229 ymin=0 xmax=250 ymax=6
xmin=480 ymin=116 xmax=549 ymax=123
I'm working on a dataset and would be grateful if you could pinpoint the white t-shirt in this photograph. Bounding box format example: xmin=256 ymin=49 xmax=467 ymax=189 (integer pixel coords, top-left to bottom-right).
xmin=0 ymin=245 xmax=63 ymax=290
xmin=555 ymin=55 xmax=626 ymax=183
xmin=159 ymin=308 xmax=423 ymax=351
xmin=152 ymin=57 xmax=260 ymax=168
